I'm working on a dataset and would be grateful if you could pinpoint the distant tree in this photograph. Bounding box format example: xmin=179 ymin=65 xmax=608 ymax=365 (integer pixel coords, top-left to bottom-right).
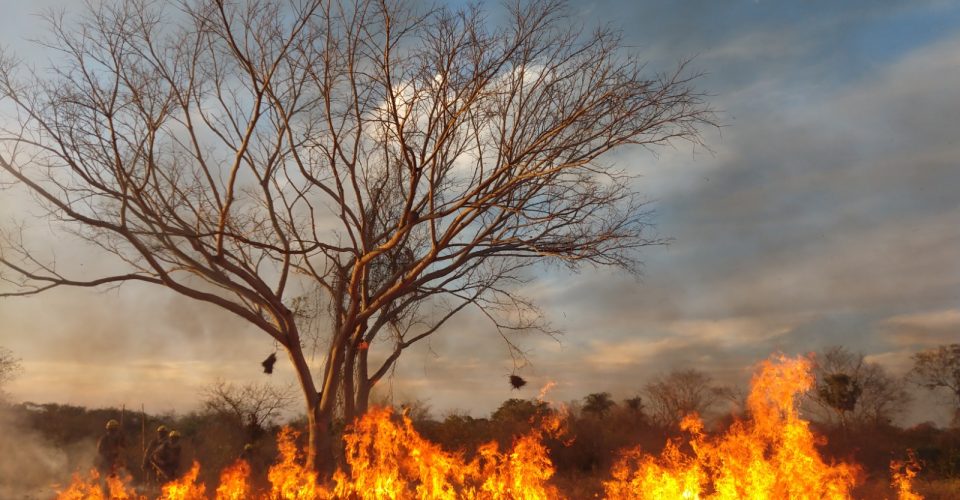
xmin=644 ymin=369 xmax=723 ymax=428
xmin=429 ymin=412 xmax=493 ymax=452
xmin=811 ymin=346 xmax=911 ymax=430
xmin=201 ymin=380 xmax=296 ymax=439
xmin=0 ymin=347 xmax=21 ymax=399
xmin=491 ymin=398 xmax=551 ymax=424
xmin=910 ymin=344 xmax=960 ymax=426
xmin=854 ymin=363 xmax=911 ymax=427
xmin=582 ymin=392 xmax=616 ymax=418
xmin=624 ymin=396 xmax=645 ymax=413
xmin=817 ymin=372 xmax=862 ymax=431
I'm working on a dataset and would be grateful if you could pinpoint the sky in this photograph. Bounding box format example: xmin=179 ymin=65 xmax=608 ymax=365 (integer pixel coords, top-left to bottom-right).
xmin=1 ymin=0 xmax=959 ymax=426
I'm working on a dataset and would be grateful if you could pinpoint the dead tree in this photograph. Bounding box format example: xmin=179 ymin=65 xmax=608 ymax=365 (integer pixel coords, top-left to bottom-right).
xmin=0 ymin=0 xmax=712 ymax=475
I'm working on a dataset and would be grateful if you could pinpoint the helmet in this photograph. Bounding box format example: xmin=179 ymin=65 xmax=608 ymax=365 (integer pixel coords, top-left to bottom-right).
xmin=106 ymin=419 xmax=120 ymax=430
xmin=157 ymin=425 xmax=168 ymax=434
xmin=243 ymin=443 xmax=254 ymax=451
xmin=168 ymin=430 xmax=181 ymax=441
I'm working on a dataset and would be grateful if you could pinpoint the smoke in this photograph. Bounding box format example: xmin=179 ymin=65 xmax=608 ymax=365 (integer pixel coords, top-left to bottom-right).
xmin=0 ymin=403 xmax=95 ymax=499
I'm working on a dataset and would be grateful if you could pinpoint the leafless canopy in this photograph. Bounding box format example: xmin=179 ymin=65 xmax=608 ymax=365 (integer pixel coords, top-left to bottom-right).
xmin=910 ymin=344 xmax=960 ymax=425
xmin=644 ymin=368 xmax=725 ymax=429
xmin=0 ymin=0 xmax=712 ymax=471
xmin=201 ymin=379 xmax=297 ymax=429
xmin=0 ymin=347 xmax=22 ymax=398
xmin=810 ymin=346 xmax=911 ymax=429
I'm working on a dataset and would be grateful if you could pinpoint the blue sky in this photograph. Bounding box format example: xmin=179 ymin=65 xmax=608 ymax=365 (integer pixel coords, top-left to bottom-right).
xmin=2 ymin=0 xmax=959 ymax=425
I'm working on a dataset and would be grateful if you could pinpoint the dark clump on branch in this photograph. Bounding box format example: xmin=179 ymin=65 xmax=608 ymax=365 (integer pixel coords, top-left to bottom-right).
xmin=261 ymin=353 xmax=277 ymax=375
xmin=509 ymin=375 xmax=527 ymax=390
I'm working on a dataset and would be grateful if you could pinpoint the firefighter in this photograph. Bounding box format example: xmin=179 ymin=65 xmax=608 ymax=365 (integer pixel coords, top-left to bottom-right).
xmin=150 ymin=430 xmax=182 ymax=482
xmin=96 ymin=419 xmax=126 ymax=477
xmin=239 ymin=443 xmax=254 ymax=462
xmin=142 ymin=425 xmax=169 ymax=483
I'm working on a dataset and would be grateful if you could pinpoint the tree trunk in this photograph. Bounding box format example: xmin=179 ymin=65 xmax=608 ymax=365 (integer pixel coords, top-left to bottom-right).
xmin=306 ymin=398 xmax=337 ymax=479
xmin=356 ymin=348 xmax=371 ymax=416
xmin=343 ymin=345 xmax=356 ymax=423
xmin=285 ymin=326 xmax=341 ymax=480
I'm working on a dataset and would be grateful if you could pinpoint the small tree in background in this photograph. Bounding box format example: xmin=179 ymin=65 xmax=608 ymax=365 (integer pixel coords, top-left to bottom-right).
xmin=0 ymin=347 xmax=21 ymax=400
xmin=624 ymin=396 xmax=645 ymax=413
xmin=817 ymin=373 xmax=862 ymax=431
xmin=644 ymin=368 xmax=724 ymax=429
xmin=910 ymin=344 xmax=960 ymax=427
xmin=812 ymin=346 xmax=911 ymax=431
xmin=582 ymin=392 xmax=616 ymax=418
xmin=201 ymin=379 xmax=297 ymax=441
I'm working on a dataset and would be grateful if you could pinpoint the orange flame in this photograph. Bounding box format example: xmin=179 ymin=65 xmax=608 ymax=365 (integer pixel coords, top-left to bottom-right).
xmin=55 ymin=469 xmax=142 ymax=500
xmin=891 ymin=452 xmax=923 ymax=500
xmin=604 ymin=355 xmax=861 ymax=499
xmin=160 ymin=461 xmax=206 ymax=500
xmin=331 ymin=406 xmax=561 ymax=499
xmin=53 ymin=354 xmax=927 ymax=499
xmin=214 ymin=460 xmax=252 ymax=500
xmin=476 ymin=414 xmax=563 ymax=500
xmin=55 ymin=469 xmax=109 ymax=500
xmin=267 ymin=426 xmax=323 ymax=499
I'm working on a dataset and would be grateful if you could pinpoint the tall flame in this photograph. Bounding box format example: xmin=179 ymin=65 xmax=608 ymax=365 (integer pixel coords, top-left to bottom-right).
xmin=603 ymin=355 xmax=860 ymax=499
xmin=267 ymin=426 xmax=322 ymax=499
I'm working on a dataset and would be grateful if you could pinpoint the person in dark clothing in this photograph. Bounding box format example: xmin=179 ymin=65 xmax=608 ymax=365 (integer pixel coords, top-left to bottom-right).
xmin=96 ymin=419 xmax=126 ymax=477
xmin=239 ymin=443 xmax=254 ymax=462
xmin=142 ymin=425 xmax=169 ymax=484
xmin=150 ymin=430 xmax=182 ymax=483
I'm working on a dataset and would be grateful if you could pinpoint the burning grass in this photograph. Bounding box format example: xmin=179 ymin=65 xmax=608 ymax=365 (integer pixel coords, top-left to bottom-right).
xmin=54 ymin=355 xmax=925 ymax=499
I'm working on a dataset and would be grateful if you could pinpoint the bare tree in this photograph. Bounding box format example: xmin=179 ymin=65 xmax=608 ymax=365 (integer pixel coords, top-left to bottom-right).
xmin=644 ymin=368 xmax=724 ymax=429
xmin=201 ymin=379 xmax=296 ymax=434
xmin=910 ymin=344 xmax=960 ymax=426
xmin=0 ymin=0 xmax=712 ymax=474
xmin=810 ymin=346 xmax=911 ymax=430
xmin=0 ymin=347 xmax=21 ymax=399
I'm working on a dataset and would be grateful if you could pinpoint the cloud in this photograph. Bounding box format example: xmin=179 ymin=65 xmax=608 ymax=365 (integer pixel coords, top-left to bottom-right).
xmin=880 ymin=309 xmax=960 ymax=348
xmin=1 ymin=0 xmax=958 ymax=426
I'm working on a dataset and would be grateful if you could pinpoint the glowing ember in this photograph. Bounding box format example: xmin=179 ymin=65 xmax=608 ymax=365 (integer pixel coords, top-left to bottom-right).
xmin=603 ymin=355 xmax=861 ymax=499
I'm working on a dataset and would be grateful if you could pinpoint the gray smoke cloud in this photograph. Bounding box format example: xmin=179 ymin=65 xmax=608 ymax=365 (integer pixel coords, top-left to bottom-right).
xmin=0 ymin=404 xmax=96 ymax=499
